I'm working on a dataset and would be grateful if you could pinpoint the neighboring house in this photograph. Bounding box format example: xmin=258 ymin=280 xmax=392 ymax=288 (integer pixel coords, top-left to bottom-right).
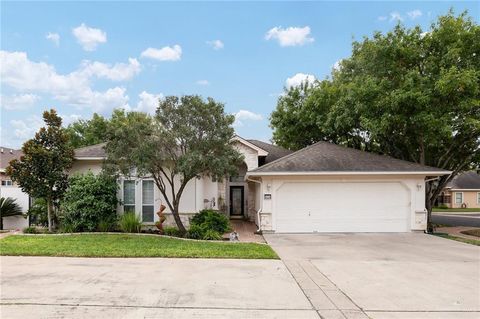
xmin=436 ymin=171 xmax=480 ymax=209
xmin=0 ymin=147 xmax=29 ymax=230
xmin=71 ymin=137 xmax=449 ymax=233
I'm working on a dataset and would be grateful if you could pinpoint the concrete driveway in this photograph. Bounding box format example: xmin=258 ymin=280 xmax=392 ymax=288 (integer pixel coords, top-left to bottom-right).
xmin=265 ymin=233 xmax=480 ymax=319
xmin=0 ymin=257 xmax=316 ymax=318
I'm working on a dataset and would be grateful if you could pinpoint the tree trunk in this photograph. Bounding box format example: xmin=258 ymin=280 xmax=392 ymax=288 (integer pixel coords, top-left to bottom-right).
xmin=425 ymin=194 xmax=434 ymax=233
xmin=172 ymin=204 xmax=187 ymax=235
xmin=47 ymin=198 xmax=53 ymax=232
xmin=0 ymin=216 xmax=3 ymax=231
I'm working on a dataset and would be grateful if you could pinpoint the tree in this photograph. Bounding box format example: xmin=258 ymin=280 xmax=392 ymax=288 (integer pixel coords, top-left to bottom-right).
xmin=105 ymin=96 xmax=243 ymax=234
xmin=270 ymin=11 xmax=480 ymax=231
xmin=7 ymin=109 xmax=74 ymax=231
xmin=0 ymin=197 xmax=24 ymax=230
xmin=65 ymin=113 xmax=109 ymax=148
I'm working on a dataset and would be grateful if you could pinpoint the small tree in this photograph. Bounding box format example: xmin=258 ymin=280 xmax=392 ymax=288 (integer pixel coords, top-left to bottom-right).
xmin=7 ymin=109 xmax=74 ymax=231
xmin=106 ymin=96 xmax=243 ymax=234
xmin=0 ymin=197 xmax=24 ymax=230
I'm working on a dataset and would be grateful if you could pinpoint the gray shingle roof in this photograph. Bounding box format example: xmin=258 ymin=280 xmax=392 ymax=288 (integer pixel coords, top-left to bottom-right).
xmin=74 ymin=143 xmax=106 ymax=158
xmin=0 ymin=147 xmax=23 ymax=169
xmin=249 ymin=141 xmax=449 ymax=174
xmin=447 ymin=171 xmax=480 ymax=189
xmin=246 ymin=139 xmax=293 ymax=164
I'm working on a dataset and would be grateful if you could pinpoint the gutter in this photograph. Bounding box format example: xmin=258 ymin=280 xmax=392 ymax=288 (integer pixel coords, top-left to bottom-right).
xmin=246 ymin=176 xmax=263 ymax=233
xmin=246 ymin=170 xmax=452 ymax=177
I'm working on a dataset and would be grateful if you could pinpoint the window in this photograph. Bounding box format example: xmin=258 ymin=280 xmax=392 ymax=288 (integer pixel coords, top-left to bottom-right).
xmin=1 ymin=180 xmax=13 ymax=186
xmin=142 ymin=180 xmax=154 ymax=223
xmin=123 ymin=180 xmax=136 ymax=213
xmin=455 ymin=192 xmax=463 ymax=204
xmin=477 ymin=192 xmax=480 ymax=204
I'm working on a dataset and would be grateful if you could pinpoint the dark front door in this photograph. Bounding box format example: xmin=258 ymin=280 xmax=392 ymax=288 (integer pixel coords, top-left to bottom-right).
xmin=230 ymin=186 xmax=244 ymax=216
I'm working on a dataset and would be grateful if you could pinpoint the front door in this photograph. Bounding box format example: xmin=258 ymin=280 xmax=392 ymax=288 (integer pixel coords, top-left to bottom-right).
xmin=230 ymin=186 xmax=244 ymax=217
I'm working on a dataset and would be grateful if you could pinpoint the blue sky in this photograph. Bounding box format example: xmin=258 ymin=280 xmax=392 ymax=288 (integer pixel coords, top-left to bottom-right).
xmin=1 ymin=1 xmax=478 ymax=148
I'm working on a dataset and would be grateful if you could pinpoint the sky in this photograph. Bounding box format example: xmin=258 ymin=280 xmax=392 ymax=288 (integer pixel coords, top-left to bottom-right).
xmin=1 ymin=1 xmax=478 ymax=148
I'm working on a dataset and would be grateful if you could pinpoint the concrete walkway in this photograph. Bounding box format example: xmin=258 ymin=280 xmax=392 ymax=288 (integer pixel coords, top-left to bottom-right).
xmin=265 ymin=233 xmax=480 ymax=319
xmin=0 ymin=256 xmax=317 ymax=318
xmin=229 ymin=220 xmax=265 ymax=243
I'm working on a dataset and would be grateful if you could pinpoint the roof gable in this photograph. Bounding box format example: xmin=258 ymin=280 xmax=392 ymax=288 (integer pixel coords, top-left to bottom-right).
xmin=247 ymin=139 xmax=293 ymax=164
xmin=74 ymin=143 xmax=106 ymax=159
xmin=248 ymin=141 xmax=450 ymax=175
xmin=231 ymin=135 xmax=268 ymax=156
xmin=447 ymin=171 xmax=480 ymax=189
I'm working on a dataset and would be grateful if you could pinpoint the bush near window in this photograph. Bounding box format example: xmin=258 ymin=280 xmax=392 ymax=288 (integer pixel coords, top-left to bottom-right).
xmin=188 ymin=209 xmax=231 ymax=240
xmin=163 ymin=226 xmax=181 ymax=237
xmin=28 ymin=198 xmax=49 ymax=227
xmin=61 ymin=172 xmax=118 ymax=232
xmin=23 ymin=226 xmax=39 ymax=234
xmin=118 ymin=212 xmax=141 ymax=233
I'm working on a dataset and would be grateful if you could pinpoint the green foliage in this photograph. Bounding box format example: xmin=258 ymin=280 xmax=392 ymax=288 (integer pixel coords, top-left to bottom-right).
xmin=190 ymin=209 xmax=231 ymax=234
xmin=0 ymin=197 xmax=24 ymax=230
xmin=105 ymin=97 xmax=243 ymax=234
xmin=269 ymin=11 xmax=480 ymax=227
xmin=118 ymin=213 xmax=141 ymax=233
xmin=23 ymin=226 xmax=38 ymax=234
xmin=59 ymin=223 xmax=76 ymax=233
xmin=163 ymin=226 xmax=181 ymax=237
xmin=28 ymin=198 xmax=48 ymax=227
xmin=65 ymin=113 xmax=110 ymax=148
xmin=187 ymin=210 xmax=230 ymax=240
xmin=437 ymin=204 xmax=449 ymax=209
xmin=97 ymin=219 xmax=114 ymax=232
xmin=61 ymin=172 xmax=118 ymax=232
xmin=6 ymin=109 xmax=74 ymax=231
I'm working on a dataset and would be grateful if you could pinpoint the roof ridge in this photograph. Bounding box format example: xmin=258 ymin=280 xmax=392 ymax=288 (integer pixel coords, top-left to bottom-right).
xmin=74 ymin=142 xmax=107 ymax=151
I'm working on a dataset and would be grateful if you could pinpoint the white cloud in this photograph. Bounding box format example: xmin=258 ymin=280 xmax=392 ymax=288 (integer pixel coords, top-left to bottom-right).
xmin=407 ymin=10 xmax=422 ymax=20
xmin=128 ymin=91 xmax=164 ymax=114
xmin=0 ymin=50 xmax=130 ymax=114
xmin=60 ymin=113 xmax=83 ymax=126
xmin=206 ymin=40 xmax=224 ymax=50
xmin=285 ymin=73 xmax=316 ymax=89
xmin=46 ymin=32 xmax=60 ymax=46
xmin=333 ymin=60 xmax=342 ymax=71
xmin=378 ymin=16 xmax=388 ymax=21
xmin=196 ymin=80 xmax=210 ymax=86
xmin=0 ymin=94 xmax=39 ymax=110
xmin=265 ymin=26 xmax=314 ymax=47
xmin=72 ymin=23 xmax=107 ymax=51
xmin=141 ymin=45 xmax=182 ymax=61
xmin=79 ymin=58 xmax=141 ymax=81
xmin=10 ymin=116 xmax=43 ymax=139
xmin=389 ymin=12 xmax=403 ymax=22
xmin=233 ymin=110 xmax=263 ymax=127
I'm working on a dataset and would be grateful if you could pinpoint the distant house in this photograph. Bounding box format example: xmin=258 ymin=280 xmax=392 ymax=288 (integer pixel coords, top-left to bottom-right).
xmin=436 ymin=171 xmax=480 ymax=209
xmin=0 ymin=147 xmax=30 ymax=230
xmin=71 ymin=136 xmax=449 ymax=233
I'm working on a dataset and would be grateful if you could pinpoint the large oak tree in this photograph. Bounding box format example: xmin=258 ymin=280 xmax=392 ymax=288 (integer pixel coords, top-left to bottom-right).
xmin=270 ymin=11 xmax=480 ymax=231
xmin=105 ymin=96 xmax=243 ymax=234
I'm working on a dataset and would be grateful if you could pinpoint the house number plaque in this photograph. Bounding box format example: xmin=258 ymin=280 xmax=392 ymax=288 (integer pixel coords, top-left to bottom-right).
xmin=264 ymin=194 xmax=272 ymax=200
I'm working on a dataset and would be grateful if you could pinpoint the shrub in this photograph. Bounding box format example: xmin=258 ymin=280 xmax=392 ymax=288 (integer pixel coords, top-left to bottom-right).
xmin=118 ymin=213 xmax=141 ymax=233
xmin=163 ymin=226 xmax=181 ymax=237
xmin=438 ymin=204 xmax=449 ymax=209
xmin=27 ymin=198 xmax=48 ymax=227
xmin=190 ymin=209 xmax=231 ymax=234
xmin=186 ymin=224 xmax=205 ymax=240
xmin=23 ymin=226 xmax=38 ymax=234
xmin=202 ymin=229 xmax=222 ymax=240
xmin=97 ymin=219 xmax=114 ymax=232
xmin=61 ymin=172 xmax=118 ymax=232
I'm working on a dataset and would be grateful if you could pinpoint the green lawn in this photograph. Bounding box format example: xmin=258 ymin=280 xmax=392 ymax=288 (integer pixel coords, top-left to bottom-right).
xmin=0 ymin=234 xmax=278 ymax=259
xmin=433 ymin=233 xmax=480 ymax=246
xmin=432 ymin=208 xmax=480 ymax=213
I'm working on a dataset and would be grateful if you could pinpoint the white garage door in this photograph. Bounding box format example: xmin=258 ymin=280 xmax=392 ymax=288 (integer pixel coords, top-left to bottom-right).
xmin=275 ymin=182 xmax=410 ymax=233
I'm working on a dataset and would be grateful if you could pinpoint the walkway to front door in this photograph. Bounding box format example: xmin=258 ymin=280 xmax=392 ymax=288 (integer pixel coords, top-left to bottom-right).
xmin=228 ymin=220 xmax=265 ymax=243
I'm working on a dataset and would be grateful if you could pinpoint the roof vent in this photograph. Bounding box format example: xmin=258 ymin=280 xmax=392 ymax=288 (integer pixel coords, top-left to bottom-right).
xmin=10 ymin=149 xmax=13 ymax=154
xmin=0 ymin=148 xmax=3 ymax=153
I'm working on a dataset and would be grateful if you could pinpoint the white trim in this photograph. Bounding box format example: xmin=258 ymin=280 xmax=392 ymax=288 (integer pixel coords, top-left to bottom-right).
xmin=231 ymin=135 xmax=268 ymax=156
xmin=74 ymin=157 xmax=105 ymax=160
xmin=246 ymin=171 xmax=451 ymax=177
xmin=451 ymin=189 xmax=480 ymax=191
xmin=141 ymin=179 xmax=155 ymax=223
xmin=454 ymin=192 xmax=464 ymax=204
xmin=477 ymin=192 xmax=480 ymax=205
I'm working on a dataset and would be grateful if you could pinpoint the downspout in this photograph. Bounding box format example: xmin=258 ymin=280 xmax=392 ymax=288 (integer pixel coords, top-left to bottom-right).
xmin=246 ymin=176 xmax=263 ymax=232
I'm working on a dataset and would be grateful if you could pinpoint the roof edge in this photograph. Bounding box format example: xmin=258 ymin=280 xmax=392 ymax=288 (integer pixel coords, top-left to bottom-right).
xmin=246 ymin=170 xmax=452 ymax=176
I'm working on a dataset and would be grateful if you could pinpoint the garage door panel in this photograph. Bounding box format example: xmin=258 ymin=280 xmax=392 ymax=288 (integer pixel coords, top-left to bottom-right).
xmin=275 ymin=182 xmax=410 ymax=233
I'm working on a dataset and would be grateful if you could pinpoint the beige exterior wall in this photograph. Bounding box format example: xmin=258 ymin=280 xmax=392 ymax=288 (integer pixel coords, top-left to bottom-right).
xmin=450 ymin=190 xmax=480 ymax=208
xmin=70 ymin=160 xmax=104 ymax=175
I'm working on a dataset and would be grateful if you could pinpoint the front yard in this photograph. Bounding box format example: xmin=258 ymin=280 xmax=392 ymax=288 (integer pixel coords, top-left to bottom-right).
xmin=0 ymin=234 xmax=278 ymax=259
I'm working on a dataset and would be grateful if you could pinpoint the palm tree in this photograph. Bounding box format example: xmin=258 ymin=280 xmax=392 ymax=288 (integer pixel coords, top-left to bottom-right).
xmin=0 ymin=197 xmax=24 ymax=230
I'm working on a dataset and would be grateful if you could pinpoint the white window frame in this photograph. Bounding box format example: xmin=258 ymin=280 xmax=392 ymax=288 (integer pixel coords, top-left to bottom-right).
xmin=477 ymin=192 xmax=480 ymax=204
xmin=123 ymin=180 xmax=136 ymax=213
xmin=455 ymin=192 xmax=463 ymax=204
xmin=1 ymin=180 xmax=13 ymax=186
xmin=141 ymin=179 xmax=155 ymax=223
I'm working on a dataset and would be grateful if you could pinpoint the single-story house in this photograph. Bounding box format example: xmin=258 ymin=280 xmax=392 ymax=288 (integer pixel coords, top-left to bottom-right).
xmin=0 ymin=147 xmax=30 ymax=230
xmin=72 ymin=136 xmax=450 ymax=233
xmin=436 ymin=171 xmax=480 ymax=209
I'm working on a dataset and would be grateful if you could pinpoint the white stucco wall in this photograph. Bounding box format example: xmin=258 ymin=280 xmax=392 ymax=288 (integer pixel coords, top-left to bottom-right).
xmin=70 ymin=160 xmax=103 ymax=175
xmin=253 ymin=174 xmax=428 ymax=232
xmin=0 ymin=186 xmax=29 ymax=230
xmin=232 ymin=141 xmax=259 ymax=171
